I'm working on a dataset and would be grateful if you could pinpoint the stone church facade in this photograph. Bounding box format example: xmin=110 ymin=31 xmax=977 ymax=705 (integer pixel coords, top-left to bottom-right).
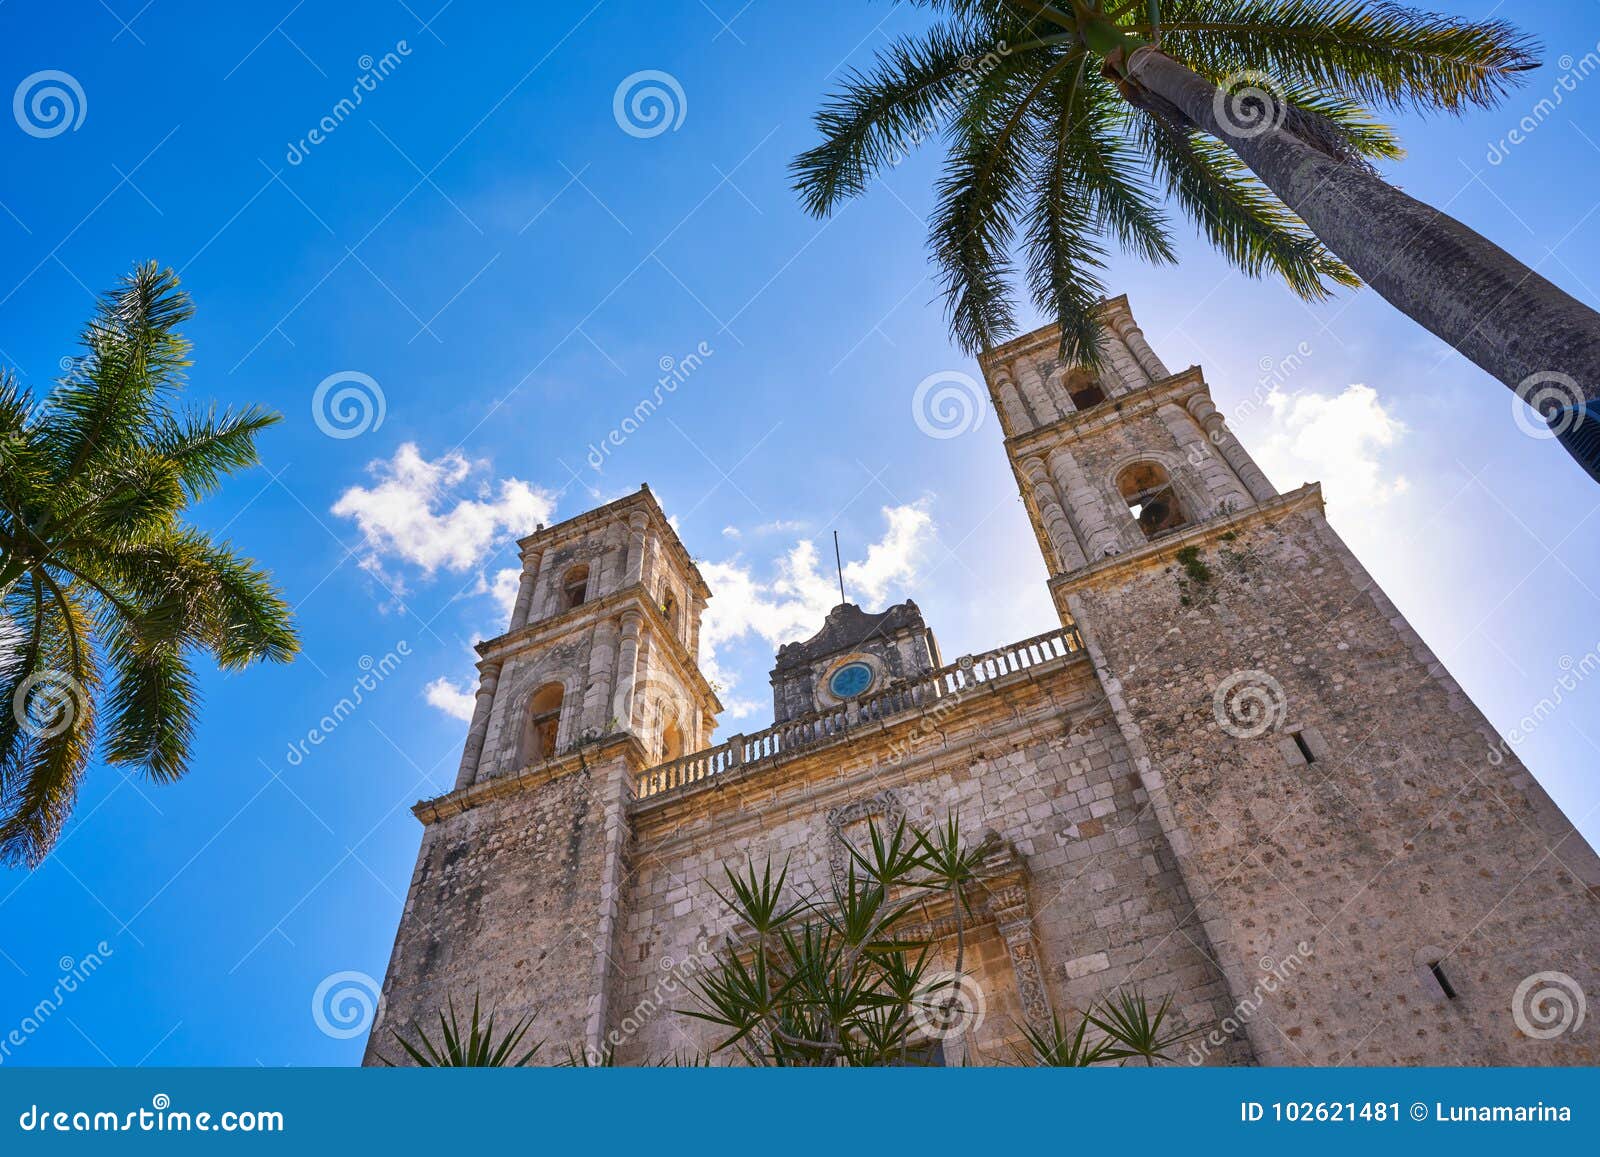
xmin=364 ymin=297 xmax=1600 ymax=1066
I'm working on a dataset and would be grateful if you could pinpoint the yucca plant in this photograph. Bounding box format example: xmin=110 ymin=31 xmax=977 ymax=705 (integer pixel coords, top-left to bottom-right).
xmin=1013 ymin=1010 xmax=1113 ymax=1066
xmin=795 ymin=1 xmax=1600 ymax=481
xmin=1087 ymin=988 xmax=1204 ymax=1065
xmin=383 ymin=993 xmax=543 ymax=1067
xmin=0 ymin=262 xmax=297 ymax=866
xmin=687 ymin=813 xmax=1197 ymax=1066
xmin=686 ymin=816 xmax=993 ymax=1065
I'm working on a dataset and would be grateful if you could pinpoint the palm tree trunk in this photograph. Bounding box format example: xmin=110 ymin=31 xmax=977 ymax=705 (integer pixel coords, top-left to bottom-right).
xmin=1124 ymin=48 xmax=1600 ymax=482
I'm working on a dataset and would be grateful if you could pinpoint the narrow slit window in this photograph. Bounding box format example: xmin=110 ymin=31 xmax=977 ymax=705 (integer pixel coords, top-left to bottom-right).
xmin=1291 ymin=730 xmax=1315 ymax=764
xmin=1428 ymin=961 xmax=1457 ymax=1000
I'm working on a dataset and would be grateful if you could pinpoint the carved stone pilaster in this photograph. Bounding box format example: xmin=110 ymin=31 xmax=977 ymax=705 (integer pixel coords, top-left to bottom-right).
xmin=982 ymin=844 xmax=1055 ymax=1029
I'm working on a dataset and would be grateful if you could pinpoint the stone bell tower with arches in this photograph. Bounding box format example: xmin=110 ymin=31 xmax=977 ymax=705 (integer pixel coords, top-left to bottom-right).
xmin=981 ymin=298 xmax=1600 ymax=1065
xmin=364 ymin=486 xmax=721 ymax=1063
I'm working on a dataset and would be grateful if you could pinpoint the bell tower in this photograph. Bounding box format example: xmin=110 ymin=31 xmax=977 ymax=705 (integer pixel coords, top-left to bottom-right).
xmin=981 ymin=299 xmax=1600 ymax=1065
xmin=365 ymin=485 xmax=721 ymax=1063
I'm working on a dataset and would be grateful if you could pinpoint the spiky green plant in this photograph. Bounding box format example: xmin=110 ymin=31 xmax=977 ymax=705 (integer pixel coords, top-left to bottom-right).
xmin=1087 ymin=988 xmax=1205 ymax=1065
xmin=796 ymin=1 xmax=1600 ymax=480
xmin=687 ymin=813 xmax=1199 ymax=1066
xmin=686 ymin=816 xmax=992 ymax=1065
xmin=0 ymin=262 xmax=297 ymax=865
xmin=1013 ymin=1010 xmax=1113 ymax=1066
xmin=383 ymin=993 xmax=543 ymax=1067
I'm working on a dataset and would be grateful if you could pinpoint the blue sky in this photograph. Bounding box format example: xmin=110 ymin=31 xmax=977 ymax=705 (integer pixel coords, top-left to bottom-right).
xmin=2 ymin=0 xmax=1598 ymax=1066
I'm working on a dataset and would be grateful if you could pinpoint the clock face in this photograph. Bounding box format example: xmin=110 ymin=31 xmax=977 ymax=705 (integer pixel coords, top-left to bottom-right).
xmin=828 ymin=661 xmax=875 ymax=700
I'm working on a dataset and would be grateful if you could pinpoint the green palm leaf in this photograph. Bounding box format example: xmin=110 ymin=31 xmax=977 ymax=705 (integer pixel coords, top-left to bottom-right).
xmin=0 ymin=262 xmax=297 ymax=866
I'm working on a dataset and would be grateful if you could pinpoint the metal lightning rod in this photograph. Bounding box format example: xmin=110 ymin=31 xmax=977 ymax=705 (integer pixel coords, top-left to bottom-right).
xmin=834 ymin=530 xmax=847 ymax=607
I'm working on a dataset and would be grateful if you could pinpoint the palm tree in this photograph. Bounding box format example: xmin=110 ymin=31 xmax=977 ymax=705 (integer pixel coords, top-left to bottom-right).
xmin=0 ymin=262 xmax=298 ymax=866
xmin=794 ymin=1 xmax=1600 ymax=482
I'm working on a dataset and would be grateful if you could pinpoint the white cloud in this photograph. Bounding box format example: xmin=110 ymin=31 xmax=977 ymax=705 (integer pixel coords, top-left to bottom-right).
xmin=1254 ymin=384 xmax=1409 ymax=509
xmin=486 ymin=566 xmax=522 ymax=621
xmin=699 ymin=503 xmax=936 ymax=719
xmin=331 ymin=442 xmax=556 ymax=597
xmin=424 ymin=676 xmax=477 ymax=722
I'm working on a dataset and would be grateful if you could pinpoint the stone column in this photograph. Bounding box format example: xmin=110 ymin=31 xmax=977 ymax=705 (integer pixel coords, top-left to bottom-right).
xmin=639 ymin=531 xmax=661 ymax=597
xmin=581 ymin=616 xmax=622 ymax=736
xmin=1186 ymin=394 xmax=1278 ymax=503
xmin=599 ymin=518 xmax=629 ymax=596
xmin=1157 ymin=402 xmax=1251 ymax=515
xmin=991 ymin=372 xmax=1032 ymax=435
xmin=623 ymin=512 xmax=649 ymax=587
xmin=1019 ymin=455 xmax=1089 ymax=572
xmin=614 ymin=609 xmax=644 ymax=733
xmin=1048 ymin=447 xmax=1122 ymax=560
xmin=452 ymin=660 xmax=502 ymax=791
xmin=510 ymin=548 xmax=543 ymax=630
xmin=687 ymin=593 xmax=706 ymax=660
xmin=1014 ymin=357 xmax=1064 ymax=425
xmin=1095 ymin=330 xmax=1148 ymax=396
xmin=1108 ymin=311 xmax=1170 ymax=381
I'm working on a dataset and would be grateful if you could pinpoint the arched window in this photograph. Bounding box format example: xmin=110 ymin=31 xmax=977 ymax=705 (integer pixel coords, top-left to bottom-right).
xmin=561 ymin=565 xmax=589 ymax=611
xmin=660 ymin=717 xmax=684 ymax=762
xmin=1065 ymin=369 xmax=1107 ymax=411
xmin=660 ymin=587 xmax=680 ymax=639
xmin=520 ymin=683 xmax=565 ymax=764
xmin=1117 ymin=461 xmax=1187 ymax=540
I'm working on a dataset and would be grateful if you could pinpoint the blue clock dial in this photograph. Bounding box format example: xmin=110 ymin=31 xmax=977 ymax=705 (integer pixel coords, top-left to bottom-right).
xmin=828 ymin=662 xmax=874 ymax=699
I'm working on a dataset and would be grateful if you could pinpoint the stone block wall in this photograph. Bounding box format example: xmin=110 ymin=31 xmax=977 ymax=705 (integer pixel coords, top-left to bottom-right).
xmin=604 ymin=660 xmax=1249 ymax=1065
xmin=1063 ymin=496 xmax=1600 ymax=1065
xmin=362 ymin=756 xmax=623 ymax=1065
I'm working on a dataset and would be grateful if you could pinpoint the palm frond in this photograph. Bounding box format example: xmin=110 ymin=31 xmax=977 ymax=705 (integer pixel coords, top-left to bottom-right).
xmin=1140 ymin=0 xmax=1538 ymax=114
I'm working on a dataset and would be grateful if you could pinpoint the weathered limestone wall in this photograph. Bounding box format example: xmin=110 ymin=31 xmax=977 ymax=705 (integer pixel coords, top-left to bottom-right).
xmin=362 ymin=754 xmax=629 ymax=1065
xmin=1062 ymin=495 xmax=1600 ymax=1065
xmin=606 ymin=659 xmax=1250 ymax=1065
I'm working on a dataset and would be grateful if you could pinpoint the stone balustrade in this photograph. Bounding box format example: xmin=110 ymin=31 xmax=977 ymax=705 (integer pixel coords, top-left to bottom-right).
xmin=633 ymin=626 xmax=1083 ymax=801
